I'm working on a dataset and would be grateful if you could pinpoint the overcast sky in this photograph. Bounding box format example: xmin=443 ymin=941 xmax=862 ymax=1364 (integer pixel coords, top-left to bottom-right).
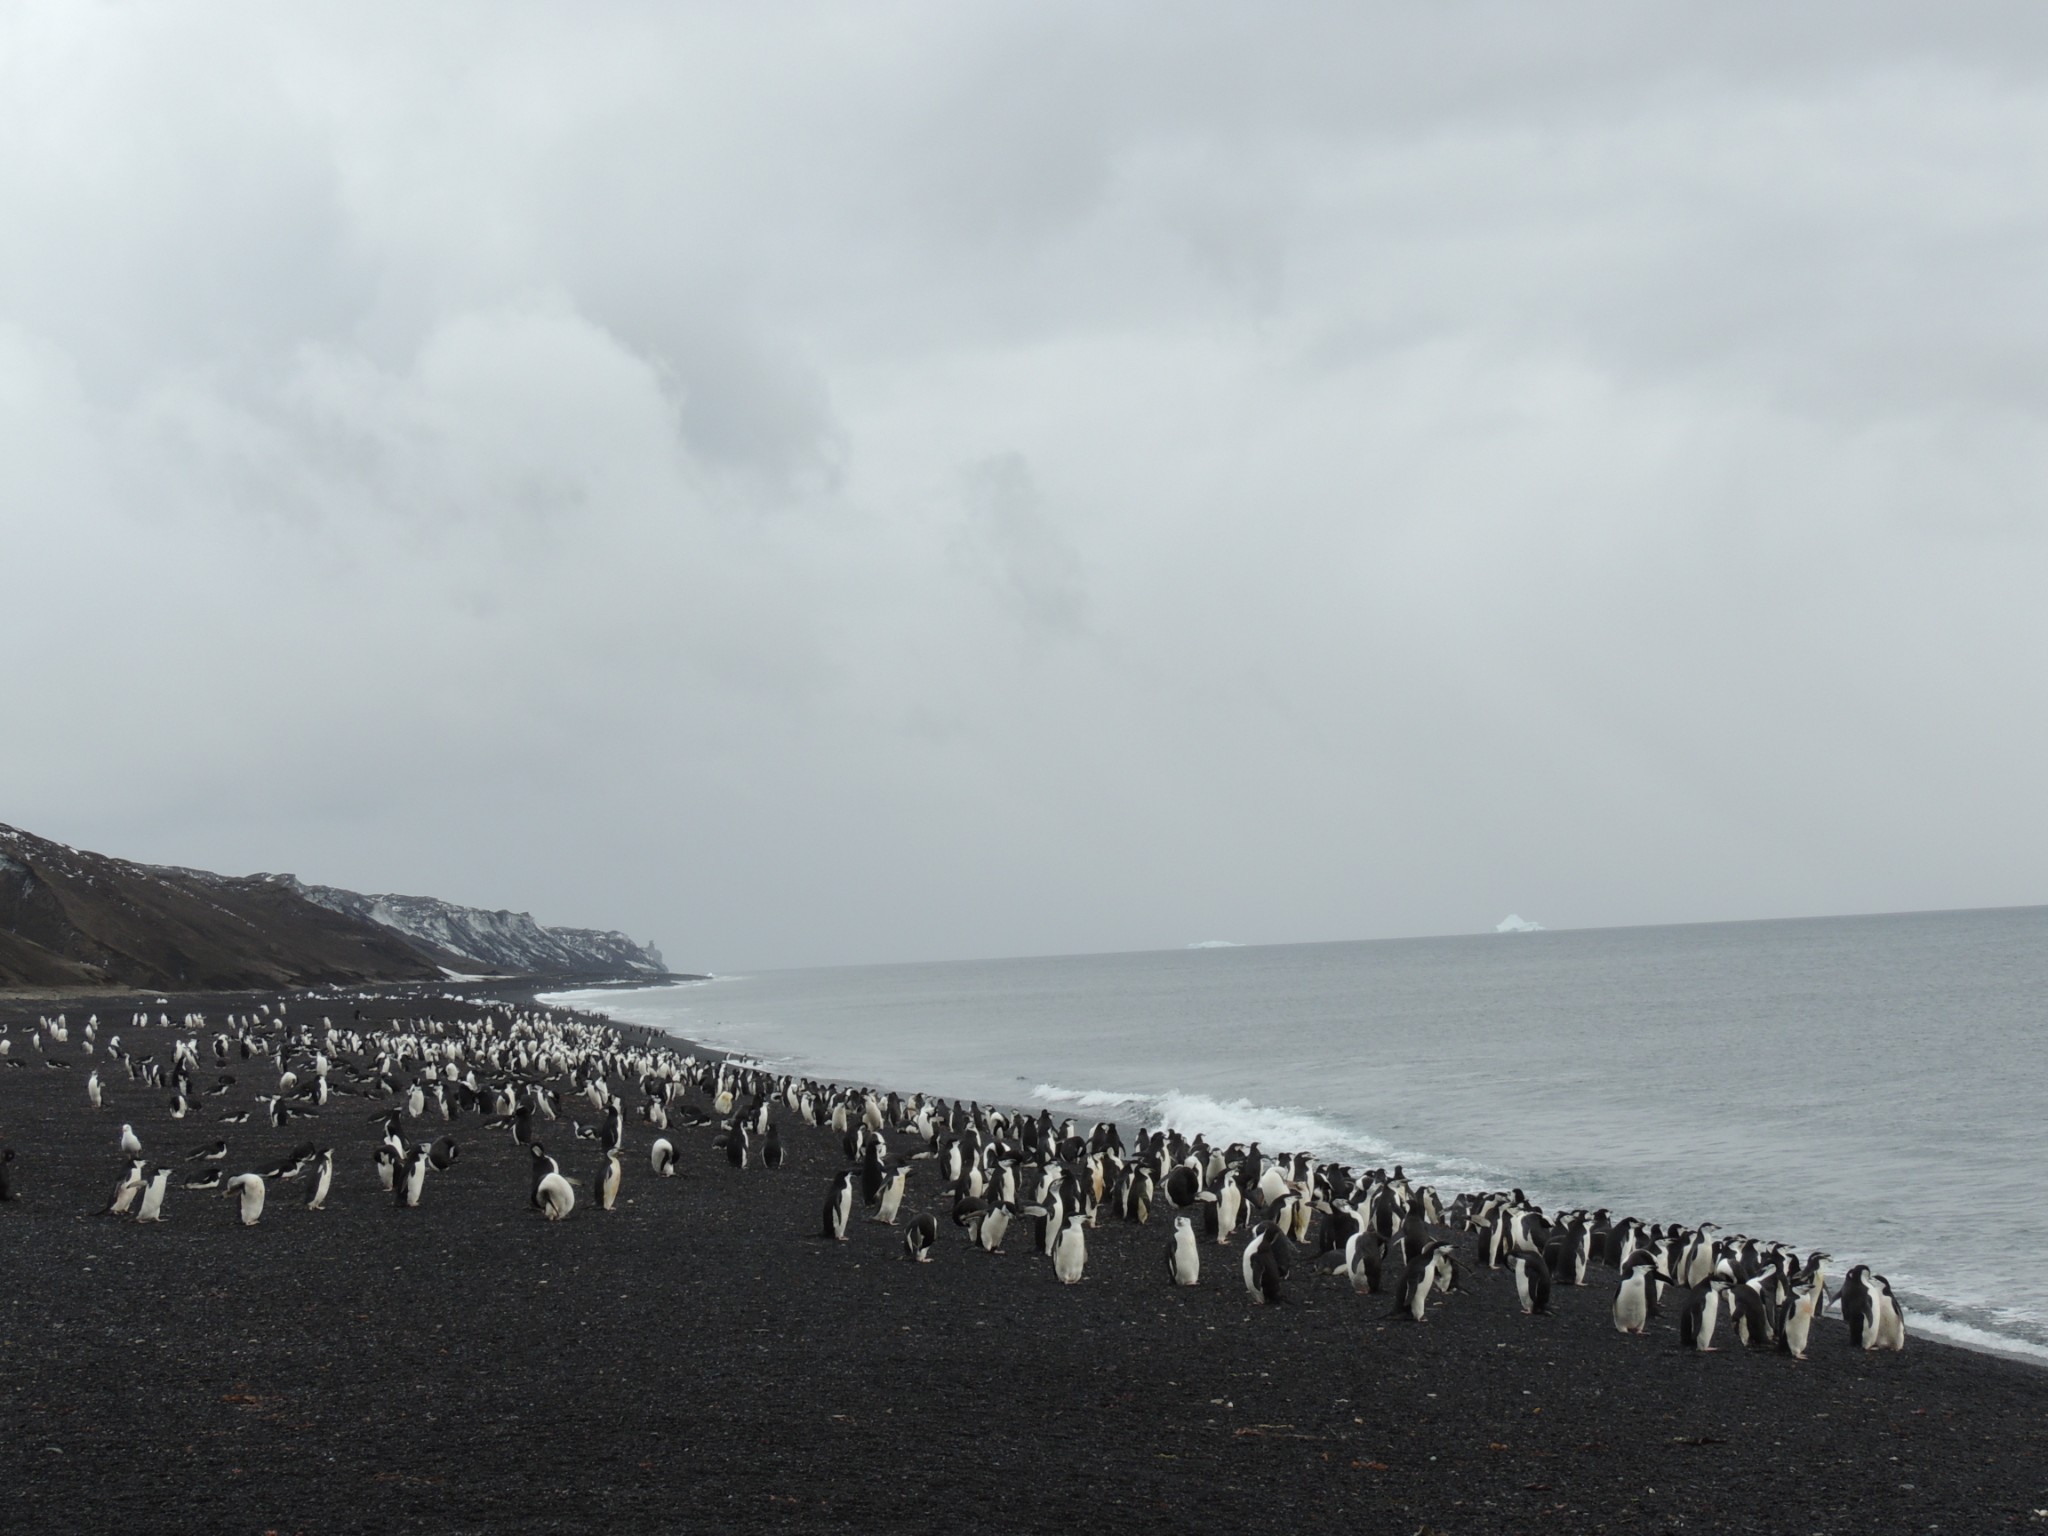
xmin=6 ymin=4 xmax=2048 ymax=970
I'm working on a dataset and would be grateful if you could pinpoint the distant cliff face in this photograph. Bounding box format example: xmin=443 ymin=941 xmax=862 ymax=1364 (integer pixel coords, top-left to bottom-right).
xmin=0 ymin=822 xmax=667 ymax=990
xmin=282 ymin=879 xmax=665 ymax=979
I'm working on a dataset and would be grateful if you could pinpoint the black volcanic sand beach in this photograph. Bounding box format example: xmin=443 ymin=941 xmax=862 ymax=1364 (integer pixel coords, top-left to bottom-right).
xmin=1 ymin=989 xmax=2045 ymax=1535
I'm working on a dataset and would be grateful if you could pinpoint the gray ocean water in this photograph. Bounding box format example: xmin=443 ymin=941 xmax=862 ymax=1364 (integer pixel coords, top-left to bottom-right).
xmin=546 ymin=906 xmax=2048 ymax=1361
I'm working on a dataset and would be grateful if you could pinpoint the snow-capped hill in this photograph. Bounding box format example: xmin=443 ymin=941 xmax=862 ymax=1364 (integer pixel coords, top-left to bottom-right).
xmin=281 ymin=880 xmax=665 ymax=978
xmin=0 ymin=820 xmax=670 ymax=989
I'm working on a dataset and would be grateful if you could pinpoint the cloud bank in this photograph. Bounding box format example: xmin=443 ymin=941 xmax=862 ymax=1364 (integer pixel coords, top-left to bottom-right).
xmin=5 ymin=3 xmax=2047 ymax=968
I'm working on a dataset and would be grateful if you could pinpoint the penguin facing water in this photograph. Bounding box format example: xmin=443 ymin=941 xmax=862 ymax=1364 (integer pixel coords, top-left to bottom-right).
xmin=1841 ymin=1265 xmax=1907 ymax=1351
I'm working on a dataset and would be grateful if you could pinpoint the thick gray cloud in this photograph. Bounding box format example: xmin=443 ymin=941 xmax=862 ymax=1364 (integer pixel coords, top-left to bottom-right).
xmin=5 ymin=3 xmax=2048 ymax=968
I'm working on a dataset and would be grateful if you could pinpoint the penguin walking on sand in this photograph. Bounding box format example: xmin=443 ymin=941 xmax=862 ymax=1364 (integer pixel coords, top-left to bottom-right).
xmin=1399 ymin=1242 xmax=1459 ymax=1322
xmin=305 ymin=1149 xmax=333 ymax=1211
xmin=874 ymin=1164 xmax=910 ymax=1226
xmin=108 ymin=1158 xmax=146 ymax=1215
xmin=224 ymin=1172 xmax=265 ymax=1226
xmin=526 ymin=1145 xmax=559 ymax=1208
xmin=1166 ymin=1215 xmax=1200 ymax=1286
xmin=601 ymin=1150 xmax=623 ymax=1212
xmin=823 ymin=1170 xmax=857 ymax=1241
xmin=903 ymin=1212 xmax=938 ymax=1262
xmin=1051 ymin=1211 xmax=1088 ymax=1283
xmin=650 ymin=1138 xmax=677 ymax=1177
xmin=135 ymin=1166 xmax=170 ymax=1223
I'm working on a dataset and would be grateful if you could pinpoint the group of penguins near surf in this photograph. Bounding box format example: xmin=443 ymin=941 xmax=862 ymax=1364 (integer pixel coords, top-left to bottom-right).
xmin=0 ymin=997 xmax=1908 ymax=1361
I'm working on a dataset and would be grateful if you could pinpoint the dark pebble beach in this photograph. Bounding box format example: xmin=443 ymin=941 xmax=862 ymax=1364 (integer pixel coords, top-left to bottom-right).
xmin=1 ymin=987 xmax=2044 ymax=1535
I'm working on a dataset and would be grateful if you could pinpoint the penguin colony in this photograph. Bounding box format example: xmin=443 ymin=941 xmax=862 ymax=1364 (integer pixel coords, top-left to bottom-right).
xmin=0 ymin=997 xmax=1906 ymax=1363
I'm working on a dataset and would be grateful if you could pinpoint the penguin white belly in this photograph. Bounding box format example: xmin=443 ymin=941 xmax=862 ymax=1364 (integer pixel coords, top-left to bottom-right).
xmin=1053 ymin=1223 xmax=1087 ymax=1283
xmin=1614 ymin=1277 xmax=1649 ymax=1334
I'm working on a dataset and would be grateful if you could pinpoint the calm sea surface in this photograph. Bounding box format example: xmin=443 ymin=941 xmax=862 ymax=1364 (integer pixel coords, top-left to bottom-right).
xmin=546 ymin=907 xmax=2048 ymax=1360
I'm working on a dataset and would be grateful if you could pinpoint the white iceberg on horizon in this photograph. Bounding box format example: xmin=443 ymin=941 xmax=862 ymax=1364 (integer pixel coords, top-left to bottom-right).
xmin=1495 ymin=914 xmax=1544 ymax=934
xmin=1186 ymin=939 xmax=1243 ymax=949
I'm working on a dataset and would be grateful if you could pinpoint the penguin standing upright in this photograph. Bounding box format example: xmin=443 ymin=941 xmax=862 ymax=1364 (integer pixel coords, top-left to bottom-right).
xmin=601 ymin=1150 xmax=623 ymax=1212
xmin=1680 ymin=1279 xmax=1730 ymax=1351
xmin=1614 ymin=1252 xmax=1670 ymax=1336
xmin=305 ymin=1148 xmax=333 ymax=1210
xmin=1166 ymin=1215 xmax=1200 ymax=1286
xmin=397 ymin=1147 xmax=428 ymax=1208
xmin=1046 ymin=1210 xmax=1085 ymax=1284
xmin=874 ymin=1164 xmax=910 ymax=1226
xmin=135 ymin=1166 xmax=170 ymax=1223
xmin=822 ymin=1170 xmax=856 ymax=1241
xmin=86 ymin=1070 xmax=101 ymax=1109
xmin=1213 ymin=1172 xmax=1244 ymax=1245
xmin=1242 ymin=1223 xmax=1287 ymax=1305
xmin=763 ymin=1123 xmax=784 ymax=1170
xmin=1508 ymin=1250 xmax=1552 ymax=1316
xmin=0 ymin=1147 xmax=14 ymax=1202
xmin=726 ymin=1124 xmax=751 ymax=1170
xmin=1840 ymin=1265 xmax=1907 ymax=1351
xmin=119 ymin=1124 xmax=142 ymax=1158
xmin=1780 ymin=1281 xmax=1821 ymax=1360
xmin=1342 ymin=1229 xmax=1383 ymax=1294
